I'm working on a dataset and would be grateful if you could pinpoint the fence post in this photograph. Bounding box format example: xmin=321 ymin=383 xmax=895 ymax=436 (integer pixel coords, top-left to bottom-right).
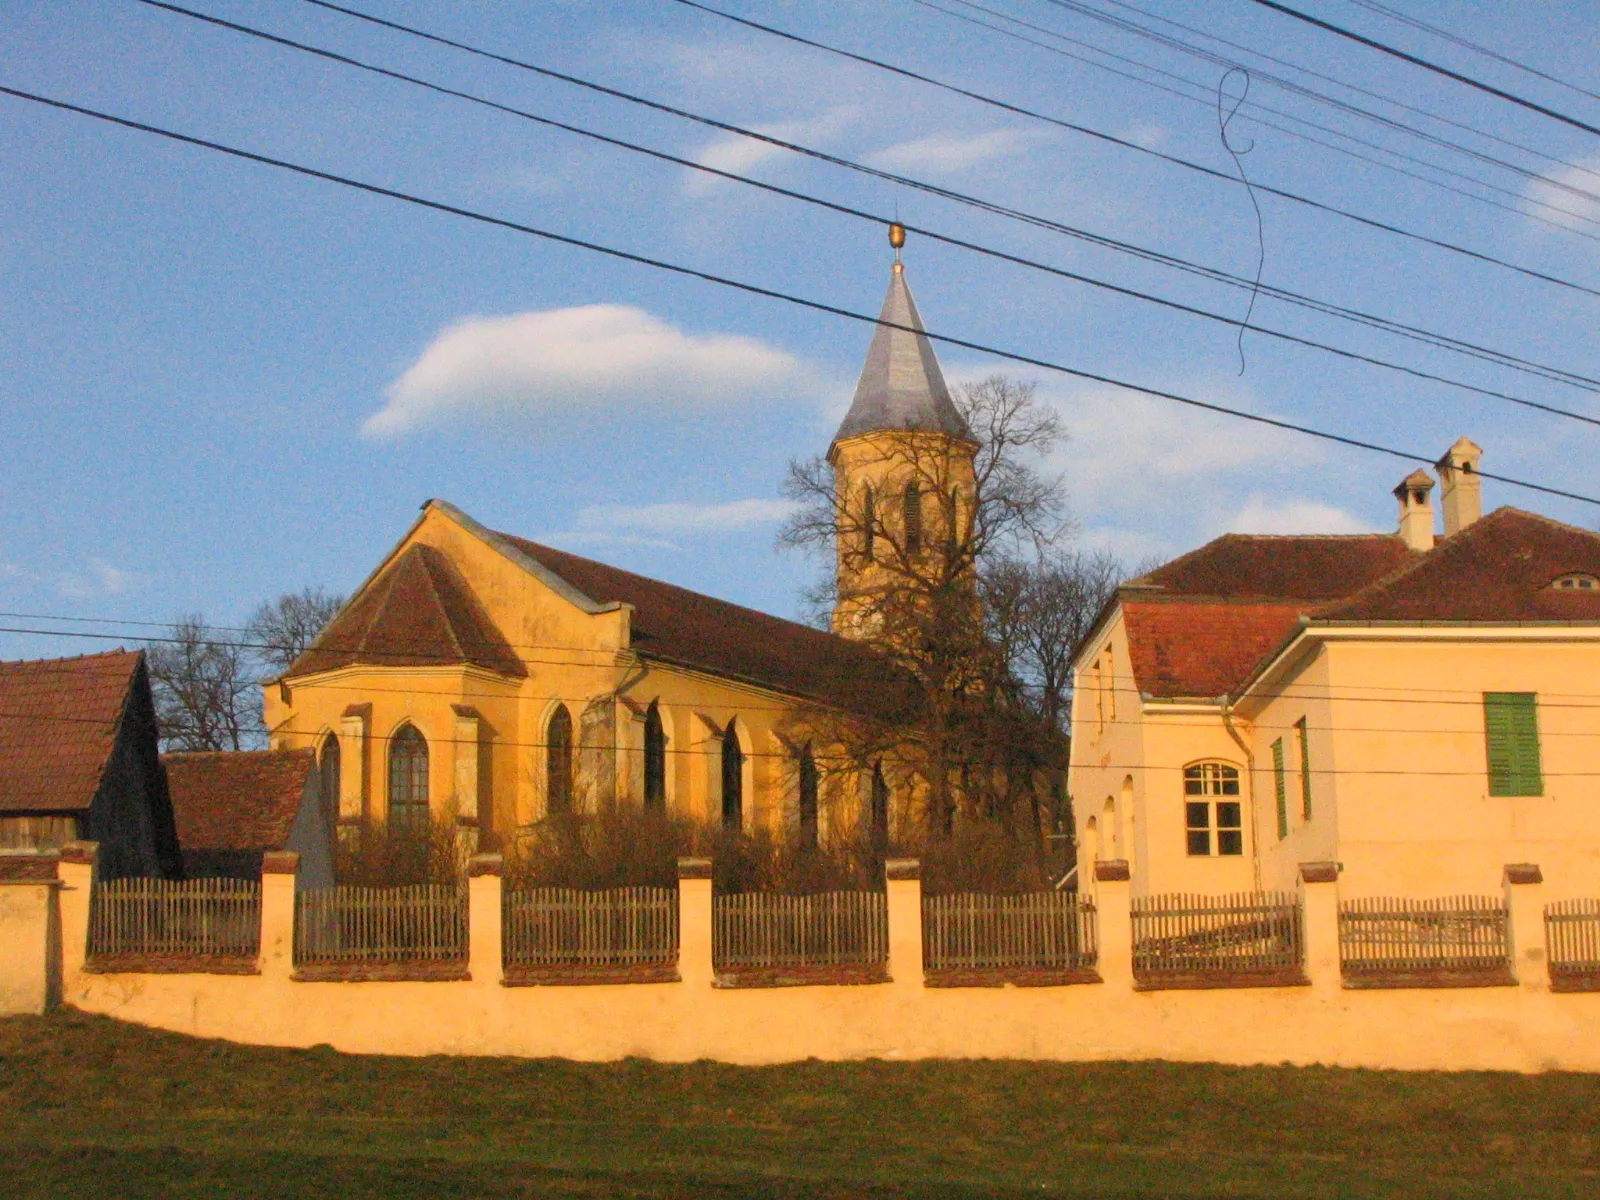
xmin=0 ymin=851 xmax=61 ymax=1015
xmin=677 ymin=857 xmax=712 ymax=986
xmin=1299 ymin=861 xmax=1341 ymax=993
xmin=467 ymin=854 xmax=503 ymax=984
xmin=58 ymin=841 xmax=97 ymax=987
xmin=1503 ymin=863 xmax=1547 ymax=990
xmin=260 ymin=851 xmax=299 ymax=982
xmin=1093 ymin=859 xmax=1132 ymax=990
xmin=886 ymin=858 xmax=923 ymax=986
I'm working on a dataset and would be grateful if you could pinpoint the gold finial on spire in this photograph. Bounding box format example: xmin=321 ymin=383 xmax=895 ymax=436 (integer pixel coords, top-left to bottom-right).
xmin=889 ymin=221 xmax=906 ymax=267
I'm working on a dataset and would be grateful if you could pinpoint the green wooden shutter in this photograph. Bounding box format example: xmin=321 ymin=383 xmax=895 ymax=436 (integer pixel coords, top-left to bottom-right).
xmin=1272 ymin=738 xmax=1288 ymax=839
xmin=1484 ymin=693 xmax=1542 ymax=797
xmin=1295 ymin=717 xmax=1313 ymax=821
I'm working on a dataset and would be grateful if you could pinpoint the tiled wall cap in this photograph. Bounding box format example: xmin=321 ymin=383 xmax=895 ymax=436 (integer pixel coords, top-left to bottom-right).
xmin=466 ymin=853 xmax=504 ymax=878
xmin=59 ymin=841 xmax=99 ymax=866
xmin=1503 ymin=863 xmax=1544 ymax=885
xmin=1299 ymin=861 xmax=1340 ymax=884
xmin=0 ymin=851 xmax=60 ymax=882
xmin=1094 ymin=859 xmax=1131 ymax=882
xmin=885 ymin=858 xmax=921 ymax=881
xmin=261 ymin=850 xmax=301 ymax=875
xmin=676 ymin=857 xmax=712 ymax=880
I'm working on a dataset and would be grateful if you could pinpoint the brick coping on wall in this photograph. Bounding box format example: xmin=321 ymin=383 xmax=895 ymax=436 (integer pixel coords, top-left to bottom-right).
xmin=1342 ymin=967 xmax=1518 ymax=990
xmin=1550 ymin=969 xmax=1600 ymax=993
xmin=1134 ymin=967 xmax=1310 ymax=991
xmin=924 ymin=967 xmax=1103 ymax=988
xmin=714 ymin=964 xmax=891 ymax=988
xmin=502 ymin=964 xmax=680 ymax=987
xmin=292 ymin=961 xmax=471 ymax=983
xmin=83 ymin=953 xmax=259 ymax=976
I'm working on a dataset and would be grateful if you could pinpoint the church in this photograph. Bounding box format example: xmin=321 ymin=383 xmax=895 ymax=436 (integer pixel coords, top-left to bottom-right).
xmin=264 ymin=231 xmax=976 ymax=855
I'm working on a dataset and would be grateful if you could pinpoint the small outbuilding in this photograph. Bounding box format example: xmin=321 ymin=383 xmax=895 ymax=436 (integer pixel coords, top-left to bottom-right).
xmin=0 ymin=649 xmax=178 ymax=878
xmin=164 ymin=748 xmax=334 ymax=888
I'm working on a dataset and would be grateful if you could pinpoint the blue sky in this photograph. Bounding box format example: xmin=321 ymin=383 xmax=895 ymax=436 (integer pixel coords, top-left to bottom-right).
xmin=3 ymin=0 xmax=1598 ymax=657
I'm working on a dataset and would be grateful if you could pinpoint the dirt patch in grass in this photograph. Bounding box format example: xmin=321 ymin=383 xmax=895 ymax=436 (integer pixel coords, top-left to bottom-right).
xmin=3 ymin=1011 xmax=1599 ymax=1199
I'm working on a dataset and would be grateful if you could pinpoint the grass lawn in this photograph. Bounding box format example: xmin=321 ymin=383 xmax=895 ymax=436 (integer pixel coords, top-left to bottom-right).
xmin=3 ymin=1011 xmax=1598 ymax=1198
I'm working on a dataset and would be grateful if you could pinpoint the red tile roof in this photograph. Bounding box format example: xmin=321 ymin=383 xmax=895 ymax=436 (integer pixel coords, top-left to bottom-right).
xmin=497 ymin=534 xmax=894 ymax=712
xmin=164 ymin=748 xmax=315 ymax=852
xmin=1135 ymin=533 xmax=1415 ymax=600
xmin=1316 ymin=508 xmax=1600 ymax=623
xmin=0 ymin=650 xmax=140 ymax=814
xmin=286 ymin=543 xmax=524 ymax=680
xmin=1123 ymin=601 xmax=1308 ymax=700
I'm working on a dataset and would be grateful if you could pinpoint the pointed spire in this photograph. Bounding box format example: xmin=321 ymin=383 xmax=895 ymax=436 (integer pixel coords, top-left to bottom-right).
xmin=831 ymin=227 xmax=968 ymax=447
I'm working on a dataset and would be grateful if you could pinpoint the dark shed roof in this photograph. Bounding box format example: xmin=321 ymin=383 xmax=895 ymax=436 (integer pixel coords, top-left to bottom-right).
xmin=0 ymin=650 xmax=141 ymax=814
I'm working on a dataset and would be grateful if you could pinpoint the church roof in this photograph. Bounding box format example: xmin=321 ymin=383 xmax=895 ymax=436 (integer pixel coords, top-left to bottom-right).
xmin=832 ymin=263 xmax=968 ymax=446
xmin=286 ymin=543 xmax=524 ymax=679
xmin=497 ymin=533 xmax=899 ymax=715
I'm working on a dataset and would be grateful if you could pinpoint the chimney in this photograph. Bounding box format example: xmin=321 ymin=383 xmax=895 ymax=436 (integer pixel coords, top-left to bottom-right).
xmin=1436 ymin=436 xmax=1483 ymax=537
xmin=1393 ymin=469 xmax=1435 ymax=553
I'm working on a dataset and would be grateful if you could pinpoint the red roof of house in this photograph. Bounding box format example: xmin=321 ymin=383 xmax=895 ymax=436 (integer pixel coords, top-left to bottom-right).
xmin=0 ymin=650 xmax=140 ymax=814
xmin=1316 ymin=508 xmax=1600 ymax=623
xmin=1135 ymin=532 xmax=1415 ymax=600
xmin=1122 ymin=602 xmax=1308 ymax=700
xmin=286 ymin=543 xmax=524 ymax=680
xmin=163 ymin=748 xmax=316 ymax=852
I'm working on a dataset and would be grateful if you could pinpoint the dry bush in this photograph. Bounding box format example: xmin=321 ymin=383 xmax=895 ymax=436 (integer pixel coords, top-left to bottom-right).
xmin=333 ymin=817 xmax=464 ymax=887
xmin=906 ymin=817 xmax=1051 ymax=896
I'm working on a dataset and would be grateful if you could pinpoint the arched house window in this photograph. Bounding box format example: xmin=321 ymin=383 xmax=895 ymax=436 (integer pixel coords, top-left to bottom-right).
xmin=643 ymin=702 xmax=666 ymax=811
xmin=387 ymin=724 xmax=429 ymax=833
xmin=547 ymin=705 xmax=574 ymax=816
xmin=721 ymin=719 xmax=744 ymax=831
xmin=1183 ymin=761 xmax=1242 ymax=857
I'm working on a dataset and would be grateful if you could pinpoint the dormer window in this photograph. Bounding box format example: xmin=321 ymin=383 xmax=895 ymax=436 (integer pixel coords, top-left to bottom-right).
xmin=1552 ymin=573 xmax=1599 ymax=590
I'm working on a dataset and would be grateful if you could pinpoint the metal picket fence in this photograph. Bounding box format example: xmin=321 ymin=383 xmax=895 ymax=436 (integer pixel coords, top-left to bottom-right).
xmin=293 ymin=884 xmax=467 ymax=966
xmin=88 ymin=876 xmax=260 ymax=960
xmin=1131 ymin=891 xmax=1303 ymax=979
xmin=1545 ymin=898 xmax=1600 ymax=979
xmin=503 ymin=887 xmax=677 ymax=969
xmin=713 ymin=891 xmax=887 ymax=968
xmin=1339 ymin=895 xmax=1508 ymax=977
xmin=923 ymin=892 xmax=1097 ymax=972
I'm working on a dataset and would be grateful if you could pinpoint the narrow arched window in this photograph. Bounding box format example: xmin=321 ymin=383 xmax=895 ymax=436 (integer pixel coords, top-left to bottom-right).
xmin=798 ymin=746 xmax=819 ymax=848
xmin=643 ymin=702 xmax=666 ymax=811
xmin=721 ymin=719 xmax=744 ymax=831
xmin=387 ymin=724 xmax=428 ymax=833
xmin=318 ymin=733 xmax=341 ymax=826
xmin=903 ymin=481 xmax=922 ymax=556
xmin=861 ymin=486 xmax=876 ymax=560
xmin=547 ymin=705 xmax=573 ymax=816
xmin=870 ymin=763 xmax=889 ymax=851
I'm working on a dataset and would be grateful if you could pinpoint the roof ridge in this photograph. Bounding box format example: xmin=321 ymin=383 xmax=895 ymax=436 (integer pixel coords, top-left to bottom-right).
xmin=353 ymin=546 xmax=412 ymax=661
xmin=0 ymin=647 xmax=139 ymax=669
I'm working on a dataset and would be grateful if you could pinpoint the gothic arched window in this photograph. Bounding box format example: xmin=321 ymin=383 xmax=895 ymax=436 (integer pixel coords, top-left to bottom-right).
xmin=318 ymin=732 xmax=341 ymax=826
xmin=387 ymin=724 xmax=428 ymax=833
xmin=643 ymin=702 xmax=666 ymax=811
xmin=798 ymin=746 xmax=819 ymax=848
xmin=903 ymin=482 xmax=922 ymax=556
xmin=870 ymin=763 xmax=889 ymax=851
xmin=547 ymin=705 xmax=574 ymax=816
xmin=721 ymin=720 xmax=744 ymax=831
xmin=861 ymin=486 xmax=876 ymax=560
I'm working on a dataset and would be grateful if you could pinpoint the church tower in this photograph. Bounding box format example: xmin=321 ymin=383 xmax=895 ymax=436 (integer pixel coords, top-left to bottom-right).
xmin=829 ymin=225 xmax=978 ymax=639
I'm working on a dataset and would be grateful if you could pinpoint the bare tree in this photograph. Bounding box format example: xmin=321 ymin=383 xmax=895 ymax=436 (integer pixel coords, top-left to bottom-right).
xmin=146 ymin=615 xmax=263 ymax=752
xmin=779 ymin=375 xmax=1071 ymax=839
xmin=247 ymin=586 xmax=345 ymax=675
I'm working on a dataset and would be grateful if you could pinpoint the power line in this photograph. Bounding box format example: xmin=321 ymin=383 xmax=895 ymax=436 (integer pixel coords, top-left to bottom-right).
xmin=6 ymin=81 xmax=1596 ymax=511
xmin=1038 ymin=0 xmax=1600 ymax=210
xmin=1343 ymin=0 xmax=1600 ymax=105
xmin=305 ymin=0 xmax=1600 ymax=300
xmin=1245 ymin=0 xmax=1600 ymax=138
xmin=118 ymin=2 xmax=1600 ymax=428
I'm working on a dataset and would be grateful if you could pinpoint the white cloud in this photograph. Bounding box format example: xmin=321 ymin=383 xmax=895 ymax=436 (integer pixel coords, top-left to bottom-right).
xmin=684 ymin=108 xmax=858 ymax=197
xmin=367 ymin=305 xmax=806 ymax=436
xmin=2 ymin=559 xmax=131 ymax=598
xmin=863 ymin=129 xmax=1035 ymax=175
xmin=1523 ymin=153 xmax=1600 ymax=234
xmin=1227 ymin=496 xmax=1373 ymax=535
